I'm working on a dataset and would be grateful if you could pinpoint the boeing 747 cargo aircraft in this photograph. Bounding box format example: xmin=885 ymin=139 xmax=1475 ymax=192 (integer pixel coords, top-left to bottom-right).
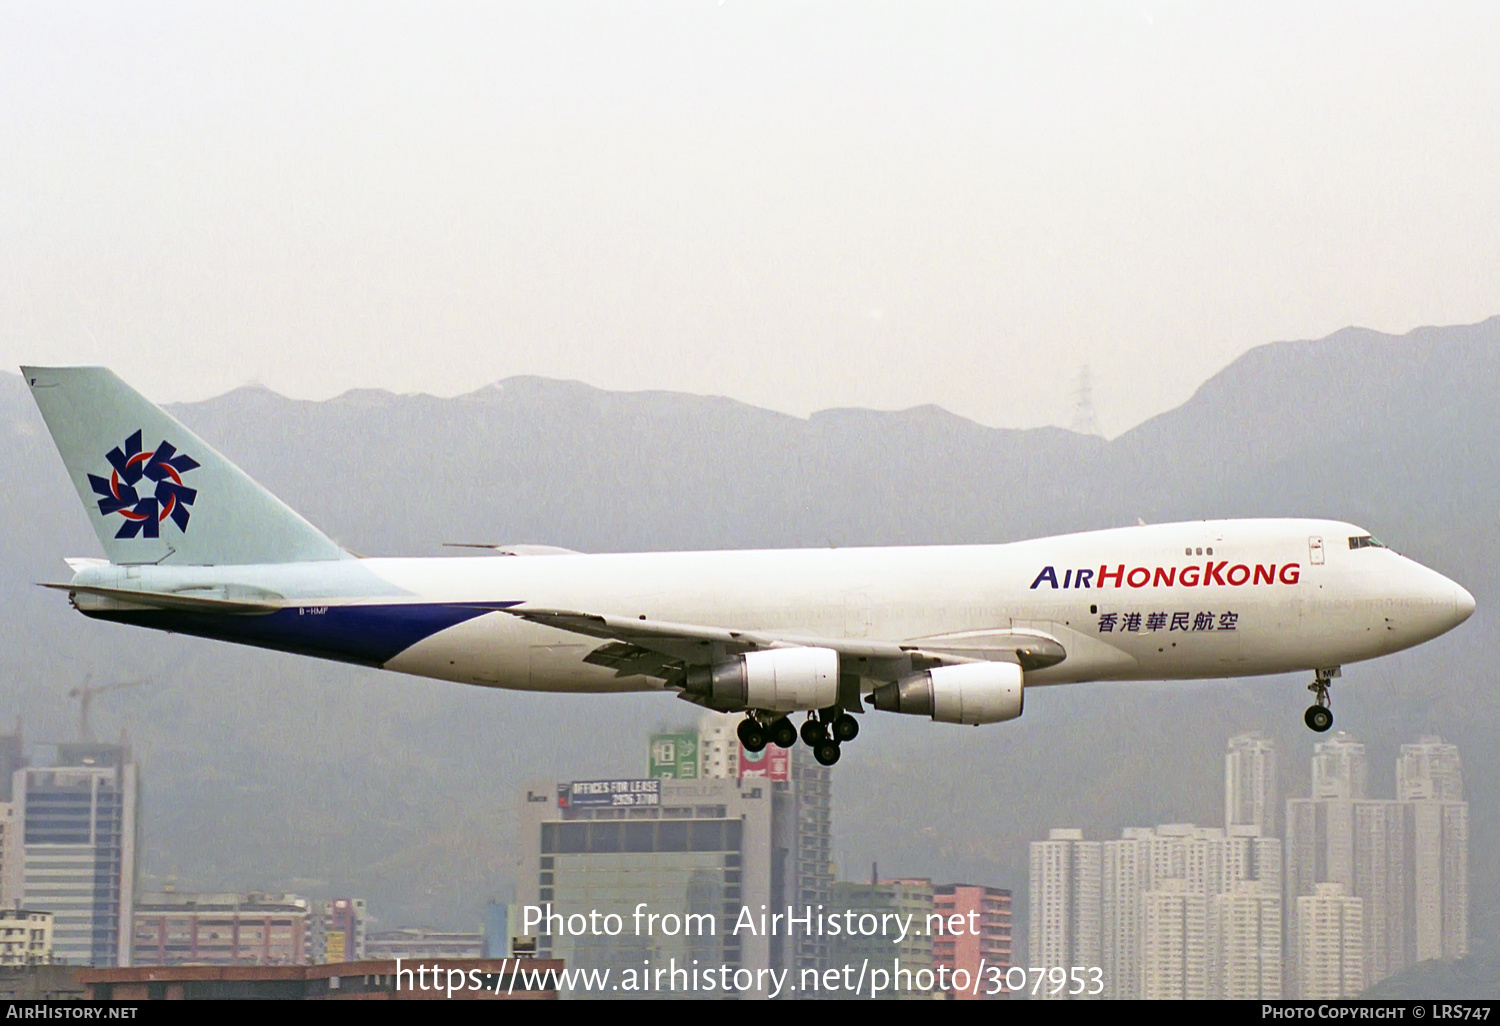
xmin=22 ymin=367 xmax=1474 ymax=765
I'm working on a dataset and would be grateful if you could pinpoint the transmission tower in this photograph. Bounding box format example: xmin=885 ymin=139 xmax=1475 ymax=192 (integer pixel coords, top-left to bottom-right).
xmin=1070 ymin=365 xmax=1101 ymax=436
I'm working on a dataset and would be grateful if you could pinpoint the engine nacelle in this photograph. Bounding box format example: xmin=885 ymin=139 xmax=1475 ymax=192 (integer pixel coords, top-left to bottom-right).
xmin=869 ymin=661 xmax=1024 ymax=725
xmin=683 ymin=647 xmax=839 ymax=712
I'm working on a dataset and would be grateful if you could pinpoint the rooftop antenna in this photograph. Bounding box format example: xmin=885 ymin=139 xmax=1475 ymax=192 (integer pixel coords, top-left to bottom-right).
xmin=1070 ymin=365 xmax=1101 ymax=437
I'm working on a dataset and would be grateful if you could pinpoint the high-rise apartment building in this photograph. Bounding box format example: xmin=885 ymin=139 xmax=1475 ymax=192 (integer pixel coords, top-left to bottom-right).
xmin=1043 ymin=820 xmax=1280 ymax=1000
xmin=0 ymin=723 xmax=25 ymax=803
xmin=777 ymin=745 xmax=832 ymax=975
xmin=1395 ymin=735 xmax=1468 ymax=965
xmin=1297 ymin=883 xmax=1364 ymax=998
xmin=0 ymin=908 xmax=53 ymax=966
xmin=1408 ymin=796 xmax=1468 ymax=964
xmin=1397 ymin=736 xmax=1463 ymax=802
xmin=1028 ymin=829 xmax=1101 ymax=999
xmin=931 ymin=884 xmax=1012 ymax=1000
xmin=0 ymin=724 xmax=26 ymax=911
xmin=1286 ymin=734 xmax=1468 ymax=993
xmin=1101 ymin=831 xmax=1148 ymax=999
xmin=0 ymin=803 xmax=21 ymax=908
xmin=1226 ymin=733 xmax=1279 ymax=837
xmin=15 ymin=743 xmax=137 ymax=967
xmin=1211 ymin=881 xmax=1282 ymax=999
xmin=1311 ymin=733 xmax=1367 ymax=800
xmin=1141 ymin=878 xmax=1209 ymax=1000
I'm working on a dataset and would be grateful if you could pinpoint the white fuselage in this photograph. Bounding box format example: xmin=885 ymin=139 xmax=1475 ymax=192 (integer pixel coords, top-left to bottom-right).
xmin=71 ymin=518 xmax=1473 ymax=697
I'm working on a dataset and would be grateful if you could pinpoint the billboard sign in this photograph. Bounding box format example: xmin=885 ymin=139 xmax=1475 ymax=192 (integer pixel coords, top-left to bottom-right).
xmin=562 ymin=779 xmax=662 ymax=808
xmin=649 ymin=732 xmax=700 ymax=779
xmin=738 ymin=742 xmax=790 ymax=781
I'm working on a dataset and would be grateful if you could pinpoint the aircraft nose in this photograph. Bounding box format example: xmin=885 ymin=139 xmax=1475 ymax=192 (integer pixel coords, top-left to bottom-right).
xmin=1454 ymin=582 xmax=1476 ymax=625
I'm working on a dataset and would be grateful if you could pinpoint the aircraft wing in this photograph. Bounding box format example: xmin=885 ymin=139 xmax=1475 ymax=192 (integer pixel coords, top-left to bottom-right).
xmin=503 ymin=608 xmax=1066 ymax=685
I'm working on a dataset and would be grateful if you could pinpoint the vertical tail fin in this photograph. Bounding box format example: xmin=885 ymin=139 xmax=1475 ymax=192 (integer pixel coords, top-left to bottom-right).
xmin=23 ymin=366 xmax=350 ymax=566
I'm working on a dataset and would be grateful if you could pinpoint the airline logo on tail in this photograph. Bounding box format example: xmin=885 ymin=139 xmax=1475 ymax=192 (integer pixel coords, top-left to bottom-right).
xmin=86 ymin=429 xmax=200 ymax=539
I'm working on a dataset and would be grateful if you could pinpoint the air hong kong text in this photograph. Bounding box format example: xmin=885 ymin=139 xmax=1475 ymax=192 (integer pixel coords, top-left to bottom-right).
xmin=1031 ymin=562 xmax=1301 ymax=590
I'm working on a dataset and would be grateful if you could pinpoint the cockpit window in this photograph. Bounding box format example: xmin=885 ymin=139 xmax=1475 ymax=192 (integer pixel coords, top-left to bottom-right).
xmin=1348 ymin=535 xmax=1386 ymax=550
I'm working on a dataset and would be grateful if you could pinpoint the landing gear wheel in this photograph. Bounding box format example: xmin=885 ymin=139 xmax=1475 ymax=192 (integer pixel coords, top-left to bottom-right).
xmin=737 ymin=716 xmax=767 ymax=752
xmin=832 ymin=713 xmax=860 ymax=743
xmin=813 ymin=740 xmax=842 ymax=766
xmin=1304 ymin=670 xmax=1335 ymax=732
xmin=800 ymin=718 xmax=827 ymax=747
xmin=769 ymin=717 xmax=798 ymax=749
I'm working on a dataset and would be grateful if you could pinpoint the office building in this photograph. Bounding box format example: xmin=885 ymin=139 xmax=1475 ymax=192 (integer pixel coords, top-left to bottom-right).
xmin=648 ymin=715 xmax=833 ymax=976
xmin=132 ymin=891 xmax=309 ymax=966
xmin=518 ymin=775 xmax=774 ymax=996
xmin=14 ymin=742 xmax=137 ymax=967
xmin=931 ymin=884 xmax=1012 ymax=1000
xmin=1225 ymin=732 xmax=1279 ymax=837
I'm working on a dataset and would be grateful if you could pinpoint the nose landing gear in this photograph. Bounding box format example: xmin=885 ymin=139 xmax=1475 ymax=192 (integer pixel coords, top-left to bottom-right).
xmin=1303 ymin=667 xmax=1339 ymax=732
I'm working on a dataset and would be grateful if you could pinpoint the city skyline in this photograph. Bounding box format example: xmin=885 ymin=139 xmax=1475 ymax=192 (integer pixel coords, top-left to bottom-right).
xmin=1030 ymin=729 xmax=1469 ymax=999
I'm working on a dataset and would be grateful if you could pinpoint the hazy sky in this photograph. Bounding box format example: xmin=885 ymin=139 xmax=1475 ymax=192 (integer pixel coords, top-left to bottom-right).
xmin=3 ymin=2 xmax=1498 ymax=435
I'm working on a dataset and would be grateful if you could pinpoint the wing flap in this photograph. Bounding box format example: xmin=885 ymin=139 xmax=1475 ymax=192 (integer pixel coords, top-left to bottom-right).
xmin=581 ymin=640 xmax=683 ymax=679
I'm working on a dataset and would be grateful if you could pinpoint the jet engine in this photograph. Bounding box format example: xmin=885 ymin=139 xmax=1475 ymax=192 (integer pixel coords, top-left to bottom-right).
xmin=869 ymin=661 xmax=1023 ymax=725
xmin=683 ymin=647 xmax=839 ymax=712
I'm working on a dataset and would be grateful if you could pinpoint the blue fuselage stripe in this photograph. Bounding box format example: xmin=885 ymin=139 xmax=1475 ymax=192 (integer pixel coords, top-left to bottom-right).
xmin=81 ymin=601 xmax=520 ymax=667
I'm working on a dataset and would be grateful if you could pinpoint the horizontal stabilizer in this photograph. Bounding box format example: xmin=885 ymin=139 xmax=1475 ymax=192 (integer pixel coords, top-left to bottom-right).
xmin=40 ymin=582 xmax=282 ymax=615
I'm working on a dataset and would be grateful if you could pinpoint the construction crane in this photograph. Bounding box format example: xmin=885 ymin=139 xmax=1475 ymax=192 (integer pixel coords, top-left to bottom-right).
xmin=66 ymin=677 xmax=145 ymax=742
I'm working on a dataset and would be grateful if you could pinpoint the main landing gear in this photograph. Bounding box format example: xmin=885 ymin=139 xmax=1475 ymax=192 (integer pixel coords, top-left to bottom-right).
xmin=737 ymin=708 xmax=859 ymax=766
xmin=1303 ymin=667 xmax=1339 ymax=733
